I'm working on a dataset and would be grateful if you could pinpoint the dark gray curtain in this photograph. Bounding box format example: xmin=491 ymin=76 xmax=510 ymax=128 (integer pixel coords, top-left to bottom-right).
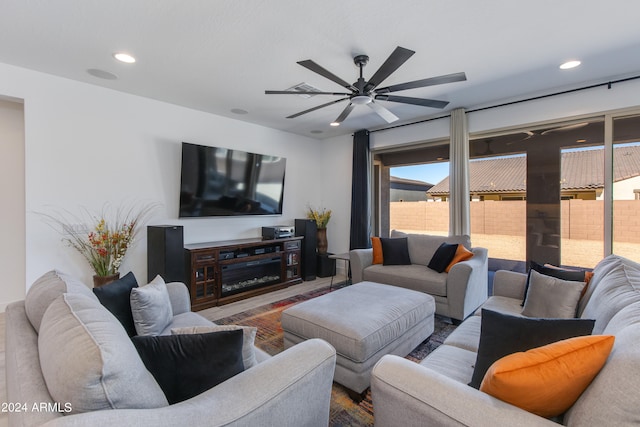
xmin=350 ymin=129 xmax=371 ymax=249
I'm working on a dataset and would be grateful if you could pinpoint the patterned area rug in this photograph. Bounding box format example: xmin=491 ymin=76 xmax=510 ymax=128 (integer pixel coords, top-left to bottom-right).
xmin=205 ymin=284 xmax=457 ymax=427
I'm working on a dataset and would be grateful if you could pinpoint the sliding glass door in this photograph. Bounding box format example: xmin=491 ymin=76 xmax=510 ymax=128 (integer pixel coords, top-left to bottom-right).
xmin=467 ymin=133 xmax=527 ymax=268
xmin=376 ymin=110 xmax=640 ymax=268
xmin=612 ymin=114 xmax=640 ymax=263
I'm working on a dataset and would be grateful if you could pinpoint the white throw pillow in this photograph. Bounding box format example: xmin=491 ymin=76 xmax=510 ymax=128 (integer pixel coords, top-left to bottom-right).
xmin=171 ymin=325 xmax=259 ymax=369
xmin=130 ymin=275 xmax=173 ymax=336
xmin=38 ymin=293 xmax=168 ymax=413
xmin=522 ymin=270 xmax=586 ymax=318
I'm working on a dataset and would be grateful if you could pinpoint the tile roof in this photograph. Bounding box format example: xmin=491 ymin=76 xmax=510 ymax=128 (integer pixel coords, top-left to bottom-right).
xmin=390 ymin=176 xmax=433 ymax=187
xmin=427 ymin=145 xmax=640 ymax=195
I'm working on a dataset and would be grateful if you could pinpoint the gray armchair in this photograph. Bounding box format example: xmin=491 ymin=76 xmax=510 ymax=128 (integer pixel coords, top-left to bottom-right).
xmin=350 ymin=231 xmax=488 ymax=322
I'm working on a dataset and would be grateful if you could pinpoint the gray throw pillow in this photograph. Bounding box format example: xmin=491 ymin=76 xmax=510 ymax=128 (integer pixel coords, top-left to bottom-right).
xmin=171 ymin=325 xmax=259 ymax=369
xmin=38 ymin=293 xmax=168 ymax=413
xmin=130 ymin=275 xmax=173 ymax=336
xmin=521 ymin=261 xmax=589 ymax=307
xmin=25 ymin=270 xmax=98 ymax=333
xmin=521 ymin=270 xmax=586 ymax=318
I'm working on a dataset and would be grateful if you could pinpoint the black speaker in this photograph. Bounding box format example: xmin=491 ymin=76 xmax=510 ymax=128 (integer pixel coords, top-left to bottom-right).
xmin=295 ymin=218 xmax=317 ymax=281
xmin=147 ymin=225 xmax=185 ymax=283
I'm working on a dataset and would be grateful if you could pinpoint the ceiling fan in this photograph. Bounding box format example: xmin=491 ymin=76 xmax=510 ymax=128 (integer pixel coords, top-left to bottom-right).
xmin=266 ymin=46 xmax=466 ymax=126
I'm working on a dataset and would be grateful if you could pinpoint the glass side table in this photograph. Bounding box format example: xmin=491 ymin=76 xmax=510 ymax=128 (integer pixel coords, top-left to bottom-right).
xmin=328 ymin=252 xmax=351 ymax=291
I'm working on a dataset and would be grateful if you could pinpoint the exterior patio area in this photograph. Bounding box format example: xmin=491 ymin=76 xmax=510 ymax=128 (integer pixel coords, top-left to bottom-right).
xmin=396 ymin=229 xmax=640 ymax=269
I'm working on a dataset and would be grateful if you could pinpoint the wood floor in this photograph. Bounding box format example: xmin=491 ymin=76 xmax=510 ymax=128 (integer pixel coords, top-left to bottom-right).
xmin=199 ymin=275 xmax=335 ymax=321
xmin=0 ymin=274 xmax=343 ymax=427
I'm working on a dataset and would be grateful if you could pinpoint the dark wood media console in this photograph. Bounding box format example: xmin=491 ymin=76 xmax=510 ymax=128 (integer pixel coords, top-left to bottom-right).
xmin=184 ymin=236 xmax=302 ymax=311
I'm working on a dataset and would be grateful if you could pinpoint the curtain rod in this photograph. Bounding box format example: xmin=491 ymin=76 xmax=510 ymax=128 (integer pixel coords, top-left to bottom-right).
xmin=370 ymin=73 xmax=640 ymax=133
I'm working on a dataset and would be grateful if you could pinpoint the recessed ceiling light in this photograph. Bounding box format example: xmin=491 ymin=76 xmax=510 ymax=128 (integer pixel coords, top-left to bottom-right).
xmin=113 ymin=52 xmax=136 ymax=63
xmin=230 ymin=108 xmax=248 ymax=115
xmin=576 ymin=139 xmax=587 ymax=143
xmin=87 ymin=68 xmax=118 ymax=80
xmin=330 ymin=122 xmax=340 ymax=127
xmin=560 ymin=60 xmax=581 ymax=70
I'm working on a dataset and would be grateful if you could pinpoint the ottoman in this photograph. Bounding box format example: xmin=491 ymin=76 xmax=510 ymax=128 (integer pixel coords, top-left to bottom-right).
xmin=282 ymin=281 xmax=435 ymax=397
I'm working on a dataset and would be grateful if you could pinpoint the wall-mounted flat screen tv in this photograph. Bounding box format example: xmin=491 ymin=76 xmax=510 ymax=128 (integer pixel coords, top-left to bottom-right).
xmin=179 ymin=142 xmax=286 ymax=217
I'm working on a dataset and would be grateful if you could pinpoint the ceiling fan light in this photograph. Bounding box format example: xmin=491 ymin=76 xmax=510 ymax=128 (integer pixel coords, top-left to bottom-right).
xmin=351 ymin=95 xmax=372 ymax=105
xmin=330 ymin=122 xmax=340 ymax=127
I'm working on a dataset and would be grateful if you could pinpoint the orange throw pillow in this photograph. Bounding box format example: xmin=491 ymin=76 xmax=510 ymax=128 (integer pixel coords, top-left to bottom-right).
xmin=480 ymin=335 xmax=614 ymax=418
xmin=371 ymin=237 xmax=383 ymax=264
xmin=444 ymin=244 xmax=474 ymax=272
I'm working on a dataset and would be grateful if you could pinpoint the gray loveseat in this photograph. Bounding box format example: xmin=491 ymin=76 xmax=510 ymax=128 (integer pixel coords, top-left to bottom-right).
xmin=6 ymin=270 xmax=337 ymax=427
xmin=350 ymin=231 xmax=488 ymax=322
xmin=371 ymin=254 xmax=640 ymax=426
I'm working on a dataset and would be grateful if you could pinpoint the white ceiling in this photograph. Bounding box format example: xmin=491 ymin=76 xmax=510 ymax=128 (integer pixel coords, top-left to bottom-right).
xmin=2 ymin=0 xmax=640 ymax=139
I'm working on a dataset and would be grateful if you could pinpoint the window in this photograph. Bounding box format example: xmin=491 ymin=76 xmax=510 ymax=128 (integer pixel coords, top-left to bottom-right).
xmin=389 ymin=161 xmax=450 ymax=236
xmin=612 ymin=115 xmax=640 ymax=263
xmin=375 ymin=110 xmax=640 ymax=268
xmin=468 ymin=134 xmax=527 ymax=265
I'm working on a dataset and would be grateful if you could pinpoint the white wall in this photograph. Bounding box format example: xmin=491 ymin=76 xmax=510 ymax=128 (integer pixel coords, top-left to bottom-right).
xmin=0 ymin=62 xmax=343 ymax=303
xmin=0 ymin=97 xmax=25 ymax=311
xmin=317 ymin=133 xmax=353 ymax=254
xmin=612 ymin=175 xmax=640 ymax=200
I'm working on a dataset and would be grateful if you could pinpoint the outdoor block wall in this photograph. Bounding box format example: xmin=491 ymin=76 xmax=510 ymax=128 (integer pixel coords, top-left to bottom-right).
xmin=470 ymin=200 xmax=526 ymax=236
xmin=390 ymin=199 xmax=640 ymax=243
xmin=390 ymin=201 xmax=450 ymax=232
xmin=610 ymin=200 xmax=640 ymax=242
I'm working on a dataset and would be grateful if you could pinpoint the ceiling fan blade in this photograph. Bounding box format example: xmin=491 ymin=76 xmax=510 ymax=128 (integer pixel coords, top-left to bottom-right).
xmin=375 ymin=94 xmax=449 ymax=109
xmin=297 ymin=60 xmax=356 ymax=91
xmin=367 ymin=101 xmax=399 ymax=123
xmin=286 ymin=97 xmax=350 ymax=119
xmin=266 ymin=90 xmax=352 ymax=96
xmin=365 ymin=46 xmax=415 ymax=91
xmin=376 ymin=72 xmax=467 ymax=93
xmin=332 ymin=102 xmax=356 ymax=124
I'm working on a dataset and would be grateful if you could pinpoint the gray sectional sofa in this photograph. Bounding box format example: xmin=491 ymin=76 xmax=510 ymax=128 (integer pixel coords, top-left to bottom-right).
xmin=371 ymin=254 xmax=640 ymax=426
xmin=350 ymin=231 xmax=488 ymax=322
xmin=6 ymin=270 xmax=337 ymax=427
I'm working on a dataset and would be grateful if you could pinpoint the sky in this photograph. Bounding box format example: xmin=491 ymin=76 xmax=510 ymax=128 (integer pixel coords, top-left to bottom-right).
xmin=391 ymin=163 xmax=450 ymax=186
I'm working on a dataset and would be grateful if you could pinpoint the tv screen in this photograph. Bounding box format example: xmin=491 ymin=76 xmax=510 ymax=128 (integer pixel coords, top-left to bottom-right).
xmin=179 ymin=142 xmax=286 ymax=217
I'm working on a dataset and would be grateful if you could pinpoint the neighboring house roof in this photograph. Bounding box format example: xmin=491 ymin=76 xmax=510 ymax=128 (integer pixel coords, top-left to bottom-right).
xmin=427 ymin=146 xmax=640 ymax=195
xmin=390 ymin=176 xmax=433 ymax=191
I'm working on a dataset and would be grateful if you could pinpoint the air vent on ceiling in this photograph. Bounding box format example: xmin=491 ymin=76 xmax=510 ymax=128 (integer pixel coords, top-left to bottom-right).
xmin=286 ymin=82 xmax=322 ymax=98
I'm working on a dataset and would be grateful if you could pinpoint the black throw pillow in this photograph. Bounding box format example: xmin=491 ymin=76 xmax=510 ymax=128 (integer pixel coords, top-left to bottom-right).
xmin=468 ymin=309 xmax=595 ymax=389
xmin=427 ymin=242 xmax=458 ymax=273
xmin=381 ymin=237 xmax=412 ymax=265
xmin=92 ymin=271 xmax=139 ymax=337
xmin=521 ymin=261 xmax=588 ymax=306
xmin=132 ymin=330 xmax=244 ymax=404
